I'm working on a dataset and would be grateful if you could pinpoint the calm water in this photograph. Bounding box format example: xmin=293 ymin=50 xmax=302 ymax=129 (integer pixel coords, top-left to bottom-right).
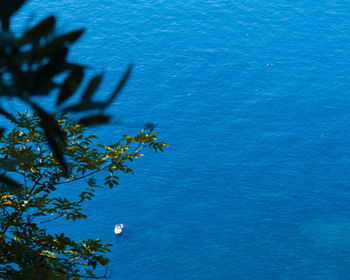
xmin=14 ymin=1 xmax=350 ymax=279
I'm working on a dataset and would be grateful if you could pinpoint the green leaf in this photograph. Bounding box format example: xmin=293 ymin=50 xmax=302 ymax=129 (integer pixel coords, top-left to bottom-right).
xmin=57 ymin=66 xmax=84 ymax=106
xmin=19 ymin=16 xmax=56 ymax=45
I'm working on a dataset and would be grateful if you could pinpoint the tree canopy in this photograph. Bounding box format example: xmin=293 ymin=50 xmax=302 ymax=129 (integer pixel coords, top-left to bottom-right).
xmin=0 ymin=112 xmax=166 ymax=279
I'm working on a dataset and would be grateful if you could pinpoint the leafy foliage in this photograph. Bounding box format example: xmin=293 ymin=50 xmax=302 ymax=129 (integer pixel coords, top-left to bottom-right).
xmin=0 ymin=112 xmax=167 ymax=279
xmin=0 ymin=0 xmax=134 ymax=181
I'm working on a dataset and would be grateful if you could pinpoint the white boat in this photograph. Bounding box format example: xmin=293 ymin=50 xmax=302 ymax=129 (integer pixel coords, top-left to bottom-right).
xmin=114 ymin=224 xmax=123 ymax=235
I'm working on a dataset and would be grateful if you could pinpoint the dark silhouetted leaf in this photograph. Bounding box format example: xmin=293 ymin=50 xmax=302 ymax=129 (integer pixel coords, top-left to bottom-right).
xmin=0 ymin=31 xmax=14 ymax=49
xmin=145 ymin=122 xmax=155 ymax=129
xmin=57 ymin=66 xmax=84 ymax=106
xmin=62 ymin=101 xmax=105 ymax=113
xmin=0 ymin=107 xmax=17 ymax=123
xmin=79 ymin=115 xmax=110 ymax=126
xmin=2 ymin=50 xmax=22 ymax=76
xmin=0 ymin=156 xmax=33 ymax=169
xmin=0 ymin=0 xmax=27 ymax=21
xmin=32 ymin=46 xmax=68 ymax=93
xmin=103 ymin=64 xmax=133 ymax=109
xmin=0 ymin=174 xmax=21 ymax=191
xmin=29 ymin=102 xmax=68 ymax=173
xmin=29 ymin=102 xmax=65 ymax=143
xmin=19 ymin=16 xmax=55 ymax=45
xmin=80 ymin=74 xmax=103 ymax=108
xmin=54 ymin=29 xmax=84 ymax=44
xmin=36 ymin=29 xmax=84 ymax=60
xmin=1 ymin=18 xmax=9 ymax=30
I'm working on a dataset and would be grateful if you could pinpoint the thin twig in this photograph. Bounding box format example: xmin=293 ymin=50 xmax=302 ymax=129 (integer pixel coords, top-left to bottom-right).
xmin=38 ymin=145 xmax=145 ymax=186
xmin=26 ymin=168 xmax=48 ymax=200
xmin=35 ymin=214 xmax=64 ymax=225
xmin=49 ymin=165 xmax=110 ymax=186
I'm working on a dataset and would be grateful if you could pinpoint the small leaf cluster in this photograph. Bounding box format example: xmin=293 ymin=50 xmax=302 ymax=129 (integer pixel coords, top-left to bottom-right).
xmin=0 ymin=112 xmax=167 ymax=279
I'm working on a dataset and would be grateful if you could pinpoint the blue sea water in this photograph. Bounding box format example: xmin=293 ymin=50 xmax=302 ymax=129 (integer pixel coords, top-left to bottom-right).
xmin=12 ymin=1 xmax=350 ymax=279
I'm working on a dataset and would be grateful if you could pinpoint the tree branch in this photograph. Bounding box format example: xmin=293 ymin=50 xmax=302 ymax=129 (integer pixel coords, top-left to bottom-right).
xmin=36 ymin=144 xmax=146 ymax=187
xmin=26 ymin=168 xmax=48 ymax=200
xmin=42 ymin=165 xmax=109 ymax=186
xmin=35 ymin=214 xmax=64 ymax=225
